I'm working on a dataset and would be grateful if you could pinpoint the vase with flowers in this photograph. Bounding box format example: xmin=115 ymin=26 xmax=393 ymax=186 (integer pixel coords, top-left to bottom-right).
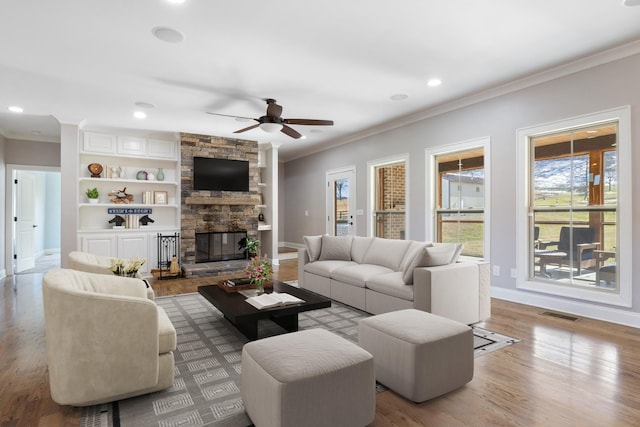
xmin=110 ymin=257 xmax=146 ymax=277
xmin=246 ymin=255 xmax=272 ymax=295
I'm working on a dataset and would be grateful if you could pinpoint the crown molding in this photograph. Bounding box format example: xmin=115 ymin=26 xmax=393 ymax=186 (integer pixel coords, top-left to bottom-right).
xmin=284 ymin=39 xmax=640 ymax=162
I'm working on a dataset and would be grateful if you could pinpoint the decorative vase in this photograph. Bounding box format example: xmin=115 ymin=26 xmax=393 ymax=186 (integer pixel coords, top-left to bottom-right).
xmin=89 ymin=198 xmax=99 ymax=204
xmin=255 ymin=280 xmax=265 ymax=295
xmin=156 ymin=167 xmax=165 ymax=181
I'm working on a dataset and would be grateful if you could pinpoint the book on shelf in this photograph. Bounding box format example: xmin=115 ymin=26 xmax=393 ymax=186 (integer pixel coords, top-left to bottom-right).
xmin=245 ymin=292 xmax=305 ymax=310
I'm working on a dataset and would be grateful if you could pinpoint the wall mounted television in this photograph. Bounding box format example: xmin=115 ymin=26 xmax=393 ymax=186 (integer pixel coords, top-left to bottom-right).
xmin=193 ymin=157 xmax=250 ymax=192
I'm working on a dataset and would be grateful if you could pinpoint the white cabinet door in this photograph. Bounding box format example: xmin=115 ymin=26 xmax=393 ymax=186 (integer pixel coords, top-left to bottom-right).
xmin=83 ymin=132 xmax=117 ymax=154
xmin=81 ymin=234 xmax=117 ymax=257
xmin=118 ymin=233 xmax=149 ymax=273
xmin=117 ymin=136 xmax=147 ymax=156
xmin=148 ymin=138 xmax=176 ymax=159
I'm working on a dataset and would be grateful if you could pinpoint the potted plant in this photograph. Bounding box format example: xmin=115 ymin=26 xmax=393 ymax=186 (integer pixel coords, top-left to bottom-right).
xmin=238 ymin=237 xmax=260 ymax=258
xmin=86 ymin=187 xmax=99 ymax=204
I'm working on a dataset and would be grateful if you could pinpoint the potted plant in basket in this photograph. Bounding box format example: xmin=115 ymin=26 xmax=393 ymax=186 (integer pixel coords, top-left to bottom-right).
xmin=86 ymin=187 xmax=99 ymax=204
xmin=238 ymin=237 xmax=260 ymax=258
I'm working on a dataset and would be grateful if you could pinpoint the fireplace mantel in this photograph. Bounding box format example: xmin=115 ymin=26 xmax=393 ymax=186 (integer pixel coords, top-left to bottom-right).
xmin=185 ymin=196 xmax=261 ymax=206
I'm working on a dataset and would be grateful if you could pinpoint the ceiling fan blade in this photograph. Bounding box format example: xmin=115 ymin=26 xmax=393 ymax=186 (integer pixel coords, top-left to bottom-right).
xmin=266 ymin=100 xmax=283 ymax=118
xmin=234 ymin=124 xmax=260 ymax=133
xmin=206 ymin=111 xmax=256 ymax=121
xmin=284 ymin=119 xmax=334 ymax=126
xmin=281 ymin=125 xmax=302 ymax=139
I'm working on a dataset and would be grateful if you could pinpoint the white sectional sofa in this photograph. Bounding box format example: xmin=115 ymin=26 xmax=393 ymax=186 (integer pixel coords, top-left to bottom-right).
xmin=298 ymin=235 xmax=490 ymax=325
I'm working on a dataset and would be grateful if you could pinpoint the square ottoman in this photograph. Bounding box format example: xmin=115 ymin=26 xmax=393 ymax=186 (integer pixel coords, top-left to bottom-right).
xmin=359 ymin=308 xmax=473 ymax=403
xmin=241 ymin=328 xmax=375 ymax=427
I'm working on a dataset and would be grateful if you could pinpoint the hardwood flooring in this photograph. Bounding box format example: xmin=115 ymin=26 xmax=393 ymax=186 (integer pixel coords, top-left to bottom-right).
xmin=2 ymin=259 xmax=640 ymax=426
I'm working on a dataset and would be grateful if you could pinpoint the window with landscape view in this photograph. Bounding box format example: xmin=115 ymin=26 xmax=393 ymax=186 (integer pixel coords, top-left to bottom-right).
xmin=434 ymin=146 xmax=486 ymax=258
xmin=517 ymin=107 xmax=632 ymax=307
xmin=529 ymin=122 xmax=618 ymax=290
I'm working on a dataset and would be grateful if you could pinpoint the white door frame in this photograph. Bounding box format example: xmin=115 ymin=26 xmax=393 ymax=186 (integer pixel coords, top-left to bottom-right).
xmin=326 ymin=166 xmax=356 ymax=236
xmin=5 ymin=164 xmax=61 ymax=276
xmin=367 ymin=154 xmax=409 ymax=238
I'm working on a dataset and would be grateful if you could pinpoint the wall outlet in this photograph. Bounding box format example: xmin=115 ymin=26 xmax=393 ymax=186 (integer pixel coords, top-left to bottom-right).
xmin=511 ymin=268 xmax=517 ymax=278
xmin=492 ymin=265 xmax=501 ymax=276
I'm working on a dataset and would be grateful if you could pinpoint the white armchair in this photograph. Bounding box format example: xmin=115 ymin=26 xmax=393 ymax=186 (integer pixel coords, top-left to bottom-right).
xmin=42 ymin=269 xmax=176 ymax=406
xmin=68 ymin=251 xmax=154 ymax=299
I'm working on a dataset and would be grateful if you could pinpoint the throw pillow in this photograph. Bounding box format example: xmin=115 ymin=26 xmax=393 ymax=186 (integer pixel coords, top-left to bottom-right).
xmin=400 ymin=241 xmax=434 ymax=284
xmin=362 ymin=238 xmax=412 ymax=271
xmin=303 ymin=235 xmax=323 ymax=262
xmin=423 ymin=244 xmax=459 ymax=266
xmin=451 ymin=243 xmax=463 ymax=263
xmin=318 ymin=235 xmax=353 ymax=261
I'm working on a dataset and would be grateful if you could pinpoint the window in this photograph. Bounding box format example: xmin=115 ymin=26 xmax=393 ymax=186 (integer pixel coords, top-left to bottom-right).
xmin=428 ymin=138 xmax=490 ymax=259
xmin=517 ymin=107 xmax=631 ymax=307
xmin=368 ymin=154 xmax=408 ymax=239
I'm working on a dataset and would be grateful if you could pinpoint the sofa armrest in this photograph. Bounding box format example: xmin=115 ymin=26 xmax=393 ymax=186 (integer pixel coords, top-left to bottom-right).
xmin=413 ymin=262 xmax=480 ymax=325
xmin=298 ymin=248 xmax=310 ymax=286
xmin=43 ymin=287 xmax=161 ymax=405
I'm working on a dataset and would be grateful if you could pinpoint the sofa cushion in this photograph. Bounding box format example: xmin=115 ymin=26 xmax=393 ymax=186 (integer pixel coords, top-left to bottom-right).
xmin=400 ymin=241 xmax=434 ymax=284
xmin=319 ymin=235 xmax=353 ymax=261
xmin=351 ymin=236 xmax=374 ymax=264
xmin=304 ymin=260 xmax=356 ymax=278
xmin=363 ymin=238 xmax=412 ymax=271
xmin=365 ymin=272 xmax=414 ymax=301
xmin=424 ymin=244 xmax=461 ymax=266
xmin=304 ymin=235 xmax=324 ymax=262
xmin=331 ymin=264 xmax=395 ymax=288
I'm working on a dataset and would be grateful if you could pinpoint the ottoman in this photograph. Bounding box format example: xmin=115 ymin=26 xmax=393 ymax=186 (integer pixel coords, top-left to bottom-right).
xmin=358 ymin=309 xmax=473 ymax=402
xmin=241 ymin=328 xmax=375 ymax=427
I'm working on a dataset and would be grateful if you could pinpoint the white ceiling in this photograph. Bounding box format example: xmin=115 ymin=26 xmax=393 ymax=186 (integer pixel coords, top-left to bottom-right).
xmin=1 ymin=0 xmax=640 ymax=160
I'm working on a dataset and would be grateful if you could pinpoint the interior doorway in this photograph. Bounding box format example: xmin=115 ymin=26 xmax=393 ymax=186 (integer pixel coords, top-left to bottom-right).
xmin=6 ymin=166 xmax=61 ymax=275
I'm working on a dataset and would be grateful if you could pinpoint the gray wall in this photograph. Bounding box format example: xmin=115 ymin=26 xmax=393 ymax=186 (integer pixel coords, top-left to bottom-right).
xmin=6 ymin=139 xmax=61 ymax=167
xmin=0 ymin=134 xmax=5 ymax=275
xmin=283 ymin=52 xmax=640 ymax=323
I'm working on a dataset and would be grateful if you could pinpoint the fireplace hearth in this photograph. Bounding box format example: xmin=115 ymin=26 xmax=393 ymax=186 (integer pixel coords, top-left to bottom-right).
xmin=196 ymin=231 xmax=247 ymax=263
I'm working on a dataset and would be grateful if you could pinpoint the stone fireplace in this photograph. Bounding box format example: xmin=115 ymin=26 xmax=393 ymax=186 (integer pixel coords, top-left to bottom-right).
xmin=180 ymin=133 xmax=260 ymax=277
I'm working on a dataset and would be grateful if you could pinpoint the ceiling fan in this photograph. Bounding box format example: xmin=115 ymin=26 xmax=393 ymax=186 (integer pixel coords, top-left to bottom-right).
xmin=207 ymin=98 xmax=333 ymax=139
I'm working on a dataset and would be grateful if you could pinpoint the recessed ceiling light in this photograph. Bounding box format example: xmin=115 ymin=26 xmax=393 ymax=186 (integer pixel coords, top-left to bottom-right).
xmin=134 ymin=111 xmax=147 ymax=119
xmin=623 ymin=0 xmax=640 ymax=6
xmin=8 ymin=105 xmax=23 ymax=113
xmin=427 ymin=79 xmax=442 ymax=87
xmin=167 ymin=0 xmax=186 ymax=4
xmin=135 ymin=101 xmax=156 ymax=109
xmin=390 ymin=94 xmax=408 ymax=101
xmin=152 ymin=26 xmax=185 ymax=43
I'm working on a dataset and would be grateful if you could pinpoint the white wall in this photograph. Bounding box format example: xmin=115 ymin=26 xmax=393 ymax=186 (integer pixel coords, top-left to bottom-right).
xmin=283 ymin=52 xmax=640 ymax=325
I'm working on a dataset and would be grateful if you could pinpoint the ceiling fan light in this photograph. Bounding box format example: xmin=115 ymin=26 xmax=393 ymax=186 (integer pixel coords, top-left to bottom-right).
xmin=259 ymin=122 xmax=283 ymax=133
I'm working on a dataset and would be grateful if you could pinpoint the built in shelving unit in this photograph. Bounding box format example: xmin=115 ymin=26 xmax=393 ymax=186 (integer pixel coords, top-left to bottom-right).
xmin=77 ymin=131 xmax=181 ymax=275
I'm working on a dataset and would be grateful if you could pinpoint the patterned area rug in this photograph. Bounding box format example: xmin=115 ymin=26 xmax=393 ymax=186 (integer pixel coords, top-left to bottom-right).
xmin=81 ymin=292 xmax=518 ymax=427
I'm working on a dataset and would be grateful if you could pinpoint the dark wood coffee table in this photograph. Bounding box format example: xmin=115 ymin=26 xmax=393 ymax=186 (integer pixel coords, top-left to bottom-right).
xmin=198 ymin=279 xmax=331 ymax=340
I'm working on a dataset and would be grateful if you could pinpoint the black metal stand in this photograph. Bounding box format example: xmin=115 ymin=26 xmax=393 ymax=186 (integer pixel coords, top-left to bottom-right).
xmin=156 ymin=232 xmax=181 ymax=279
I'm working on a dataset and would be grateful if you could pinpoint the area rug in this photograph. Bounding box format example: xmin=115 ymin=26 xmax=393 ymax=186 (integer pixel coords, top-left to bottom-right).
xmin=81 ymin=292 xmax=518 ymax=427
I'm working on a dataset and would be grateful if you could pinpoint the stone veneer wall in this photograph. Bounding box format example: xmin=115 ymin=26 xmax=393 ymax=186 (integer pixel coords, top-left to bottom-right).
xmin=180 ymin=133 xmax=260 ymax=270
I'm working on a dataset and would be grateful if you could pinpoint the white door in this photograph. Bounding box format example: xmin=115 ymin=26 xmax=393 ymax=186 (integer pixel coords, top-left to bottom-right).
xmin=326 ymin=168 xmax=356 ymax=236
xmin=15 ymin=172 xmax=36 ymax=272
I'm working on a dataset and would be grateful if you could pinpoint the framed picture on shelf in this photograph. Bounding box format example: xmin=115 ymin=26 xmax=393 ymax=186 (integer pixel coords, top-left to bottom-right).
xmin=154 ymin=190 xmax=168 ymax=205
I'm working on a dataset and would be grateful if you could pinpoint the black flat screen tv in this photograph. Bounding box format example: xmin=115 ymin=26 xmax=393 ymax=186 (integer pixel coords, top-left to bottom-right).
xmin=193 ymin=157 xmax=250 ymax=192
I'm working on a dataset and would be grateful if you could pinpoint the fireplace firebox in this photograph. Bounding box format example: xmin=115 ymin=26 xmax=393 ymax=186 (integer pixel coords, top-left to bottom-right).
xmin=196 ymin=231 xmax=247 ymax=263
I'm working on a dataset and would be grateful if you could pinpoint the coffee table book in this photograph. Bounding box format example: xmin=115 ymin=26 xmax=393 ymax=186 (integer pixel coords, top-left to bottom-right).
xmin=245 ymin=292 xmax=305 ymax=310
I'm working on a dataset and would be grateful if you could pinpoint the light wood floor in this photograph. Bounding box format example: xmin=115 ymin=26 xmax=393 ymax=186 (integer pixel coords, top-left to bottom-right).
xmin=2 ymin=259 xmax=640 ymax=426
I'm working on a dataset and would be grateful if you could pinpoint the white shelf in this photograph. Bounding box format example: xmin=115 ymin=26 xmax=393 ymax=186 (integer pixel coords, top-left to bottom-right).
xmin=79 ymin=177 xmax=178 ymax=186
xmin=79 ymin=203 xmax=179 ymax=208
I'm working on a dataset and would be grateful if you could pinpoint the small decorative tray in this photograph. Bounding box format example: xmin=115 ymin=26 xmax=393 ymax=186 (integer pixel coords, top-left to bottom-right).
xmin=218 ymin=278 xmax=273 ymax=293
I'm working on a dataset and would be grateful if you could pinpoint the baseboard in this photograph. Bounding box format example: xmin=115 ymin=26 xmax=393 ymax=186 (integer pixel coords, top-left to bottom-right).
xmin=491 ymin=286 xmax=640 ymax=329
xmin=280 ymin=241 xmax=304 ymax=249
